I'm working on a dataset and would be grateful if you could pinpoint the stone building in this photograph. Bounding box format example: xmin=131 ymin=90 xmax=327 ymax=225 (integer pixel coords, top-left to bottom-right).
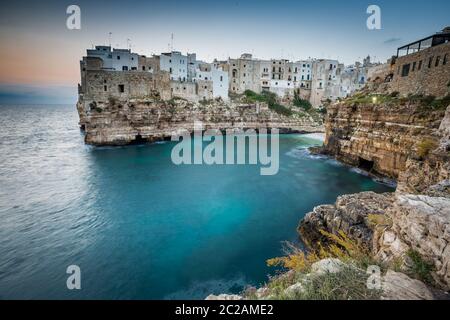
xmin=195 ymin=62 xmax=229 ymax=100
xmin=389 ymin=27 xmax=450 ymax=97
xmin=86 ymin=46 xmax=139 ymax=71
xmin=310 ymin=59 xmax=342 ymax=107
xmin=138 ymin=55 xmax=160 ymax=73
xmin=79 ymin=56 xmax=171 ymax=103
xmin=160 ymin=51 xmax=188 ymax=81
xmin=229 ymin=54 xmax=262 ymax=94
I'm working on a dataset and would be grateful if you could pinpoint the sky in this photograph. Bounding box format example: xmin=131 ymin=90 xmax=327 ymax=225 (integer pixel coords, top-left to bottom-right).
xmin=0 ymin=0 xmax=449 ymax=104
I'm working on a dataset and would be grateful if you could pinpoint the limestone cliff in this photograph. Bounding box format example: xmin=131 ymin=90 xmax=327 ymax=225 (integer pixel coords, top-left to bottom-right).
xmin=299 ymin=99 xmax=450 ymax=290
xmin=322 ymin=99 xmax=446 ymax=179
xmin=76 ymin=96 xmax=323 ymax=146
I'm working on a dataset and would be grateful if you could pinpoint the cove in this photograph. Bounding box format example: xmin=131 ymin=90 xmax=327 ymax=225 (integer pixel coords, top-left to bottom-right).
xmin=0 ymin=105 xmax=394 ymax=299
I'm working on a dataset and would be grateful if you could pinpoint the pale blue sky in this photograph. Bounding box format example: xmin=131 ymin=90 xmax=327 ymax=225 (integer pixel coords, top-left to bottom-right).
xmin=0 ymin=0 xmax=449 ymax=103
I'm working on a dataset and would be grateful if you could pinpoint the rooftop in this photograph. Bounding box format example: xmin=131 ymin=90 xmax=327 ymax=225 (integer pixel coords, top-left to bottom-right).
xmin=397 ymin=27 xmax=450 ymax=57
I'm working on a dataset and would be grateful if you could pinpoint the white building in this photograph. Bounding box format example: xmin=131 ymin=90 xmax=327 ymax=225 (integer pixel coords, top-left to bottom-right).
xmin=160 ymin=51 xmax=188 ymax=81
xmin=195 ymin=62 xmax=229 ymax=100
xmin=86 ymin=46 xmax=138 ymax=71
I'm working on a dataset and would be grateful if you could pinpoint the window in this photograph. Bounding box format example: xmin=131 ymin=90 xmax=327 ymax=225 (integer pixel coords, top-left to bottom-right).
xmin=418 ymin=60 xmax=422 ymax=70
xmin=295 ymin=67 xmax=298 ymax=73
xmin=412 ymin=62 xmax=416 ymax=71
xmin=142 ymin=66 xmax=146 ymax=71
xmin=118 ymin=84 xmax=125 ymax=93
xmin=104 ymin=85 xmax=107 ymax=91
xmin=272 ymin=67 xmax=275 ymax=72
xmin=220 ymin=76 xmax=223 ymax=81
xmin=122 ymin=66 xmax=128 ymax=71
xmin=444 ymin=54 xmax=448 ymax=65
xmin=169 ymin=67 xmax=172 ymax=74
xmin=428 ymin=57 xmax=433 ymax=68
xmin=401 ymin=64 xmax=410 ymax=77
xmin=435 ymin=56 xmax=441 ymax=67
xmin=117 ymin=56 xmax=120 ymax=60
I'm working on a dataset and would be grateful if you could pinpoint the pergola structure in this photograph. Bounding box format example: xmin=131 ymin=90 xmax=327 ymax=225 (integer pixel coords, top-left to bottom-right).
xmin=397 ymin=31 xmax=450 ymax=57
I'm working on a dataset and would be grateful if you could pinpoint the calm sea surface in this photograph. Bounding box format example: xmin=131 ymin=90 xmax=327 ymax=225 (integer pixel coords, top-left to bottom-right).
xmin=0 ymin=104 xmax=393 ymax=299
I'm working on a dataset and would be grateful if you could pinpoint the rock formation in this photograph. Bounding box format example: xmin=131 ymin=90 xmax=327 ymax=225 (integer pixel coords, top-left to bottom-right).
xmin=299 ymin=100 xmax=450 ymax=291
xmin=76 ymin=97 xmax=323 ymax=146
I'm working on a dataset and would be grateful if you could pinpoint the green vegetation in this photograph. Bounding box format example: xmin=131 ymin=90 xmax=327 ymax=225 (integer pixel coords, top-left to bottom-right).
xmin=343 ymin=92 xmax=450 ymax=111
xmin=244 ymin=90 xmax=293 ymax=116
xmin=89 ymin=101 xmax=102 ymax=113
xmin=416 ymin=138 xmax=438 ymax=159
xmin=406 ymin=250 xmax=434 ymax=285
xmin=199 ymin=98 xmax=215 ymax=106
xmin=293 ymin=92 xmax=312 ymax=111
xmin=246 ymin=231 xmax=382 ymax=300
xmin=367 ymin=213 xmax=393 ymax=229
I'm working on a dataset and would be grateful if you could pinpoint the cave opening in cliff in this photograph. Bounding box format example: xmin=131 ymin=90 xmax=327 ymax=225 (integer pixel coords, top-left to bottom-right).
xmin=358 ymin=157 xmax=374 ymax=172
xmin=131 ymin=134 xmax=146 ymax=145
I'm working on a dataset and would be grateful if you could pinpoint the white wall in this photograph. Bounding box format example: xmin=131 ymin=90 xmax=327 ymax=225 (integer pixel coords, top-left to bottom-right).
xmin=86 ymin=46 xmax=138 ymax=71
xmin=160 ymin=51 xmax=188 ymax=81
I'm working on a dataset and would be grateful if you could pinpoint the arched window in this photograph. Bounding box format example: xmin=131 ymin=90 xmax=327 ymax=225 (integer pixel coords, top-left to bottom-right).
xmin=443 ymin=54 xmax=448 ymax=65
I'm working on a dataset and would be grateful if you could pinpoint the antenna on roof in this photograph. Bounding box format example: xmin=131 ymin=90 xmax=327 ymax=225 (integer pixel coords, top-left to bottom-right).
xmin=108 ymin=32 xmax=112 ymax=47
xmin=170 ymin=33 xmax=174 ymax=51
xmin=127 ymin=38 xmax=131 ymax=50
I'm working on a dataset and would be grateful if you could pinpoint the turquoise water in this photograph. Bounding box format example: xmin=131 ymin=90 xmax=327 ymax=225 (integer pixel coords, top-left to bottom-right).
xmin=0 ymin=104 xmax=393 ymax=299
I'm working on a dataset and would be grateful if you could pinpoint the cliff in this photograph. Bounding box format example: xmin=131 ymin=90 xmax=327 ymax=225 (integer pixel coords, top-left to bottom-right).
xmin=299 ymin=95 xmax=450 ymax=291
xmin=321 ymin=95 xmax=448 ymax=179
xmin=76 ymin=96 xmax=323 ymax=146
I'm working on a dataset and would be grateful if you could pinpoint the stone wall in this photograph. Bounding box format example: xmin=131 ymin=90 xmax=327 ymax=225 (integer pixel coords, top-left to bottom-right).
xmin=81 ymin=69 xmax=171 ymax=101
xmin=389 ymin=42 xmax=450 ymax=97
xmin=170 ymin=81 xmax=198 ymax=101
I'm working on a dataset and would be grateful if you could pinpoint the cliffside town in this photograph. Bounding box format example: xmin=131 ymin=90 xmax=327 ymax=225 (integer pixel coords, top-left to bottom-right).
xmin=76 ymin=27 xmax=450 ymax=299
xmin=207 ymin=28 xmax=450 ymax=300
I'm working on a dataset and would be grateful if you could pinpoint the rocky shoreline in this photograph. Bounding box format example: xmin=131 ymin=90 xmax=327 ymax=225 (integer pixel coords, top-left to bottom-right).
xmin=207 ymin=96 xmax=450 ymax=300
xmin=76 ymin=97 xmax=324 ymax=146
xmin=299 ymin=99 xmax=450 ymax=292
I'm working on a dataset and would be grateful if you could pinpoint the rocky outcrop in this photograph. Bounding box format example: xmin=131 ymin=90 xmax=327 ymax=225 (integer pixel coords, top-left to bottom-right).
xmin=299 ymin=103 xmax=450 ymax=291
xmin=76 ymin=97 xmax=323 ymax=146
xmin=376 ymin=193 xmax=450 ymax=289
xmin=299 ymin=192 xmax=395 ymax=249
xmin=381 ymin=270 xmax=434 ymax=300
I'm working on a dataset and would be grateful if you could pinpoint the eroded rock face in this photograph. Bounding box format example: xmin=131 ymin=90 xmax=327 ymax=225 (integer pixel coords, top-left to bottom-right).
xmin=381 ymin=270 xmax=434 ymax=300
xmin=298 ymin=192 xmax=395 ymax=249
xmin=323 ymin=103 xmax=446 ymax=179
xmin=76 ymin=98 xmax=323 ymax=146
xmin=299 ymin=104 xmax=450 ymax=291
xmin=376 ymin=194 xmax=450 ymax=289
